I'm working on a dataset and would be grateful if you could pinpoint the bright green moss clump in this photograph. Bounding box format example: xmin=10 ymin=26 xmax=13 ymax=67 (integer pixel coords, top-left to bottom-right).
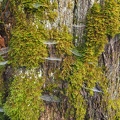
xmin=8 ymin=0 xmax=58 ymax=69
xmin=103 ymin=0 xmax=120 ymax=38
xmin=85 ymin=2 xmax=107 ymax=62
xmin=0 ymin=57 xmax=5 ymax=107
xmin=9 ymin=23 xmax=48 ymax=68
xmin=4 ymin=70 xmax=44 ymax=120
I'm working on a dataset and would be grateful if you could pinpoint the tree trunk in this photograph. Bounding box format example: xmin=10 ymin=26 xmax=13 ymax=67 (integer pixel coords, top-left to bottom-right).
xmin=0 ymin=0 xmax=120 ymax=120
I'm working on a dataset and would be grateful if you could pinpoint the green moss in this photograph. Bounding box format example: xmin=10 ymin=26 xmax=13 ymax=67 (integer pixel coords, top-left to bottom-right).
xmin=0 ymin=58 xmax=5 ymax=107
xmin=8 ymin=0 xmax=59 ymax=69
xmin=81 ymin=1 xmax=120 ymax=119
xmin=103 ymin=0 xmax=120 ymax=38
xmin=4 ymin=0 xmax=59 ymax=120
xmin=3 ymin=0 xmax=120 ymax=119
xmin=8 ymin=23 xmax=48 ymax=68
xmin=85 ymin=2 xmax=107 ymax=62
xmin=0 ymin=78 xmax=4 ymax=106
xmin=4 ymin=70 xmax=45 ymax=120
xmin=64 ymin=2 xmax=119 ymax=119
xmin=55 ymin=26 xmax=74 ymax=55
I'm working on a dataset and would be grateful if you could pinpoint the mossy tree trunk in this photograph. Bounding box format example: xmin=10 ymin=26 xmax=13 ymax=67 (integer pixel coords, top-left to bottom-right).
xmin=74 ymin=0 xmax=120 ymax=120
xmin=0 ymin=0 xmax=120 ymax=120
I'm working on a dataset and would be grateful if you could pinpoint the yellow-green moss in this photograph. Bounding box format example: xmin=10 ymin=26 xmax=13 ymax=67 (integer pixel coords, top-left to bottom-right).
xmin=9 ymin=23 xmax=48 ymax=68
xmin=85 ymin=2 xmax=107 ymax=62
xmin=0 ymin=56 xmax=5 ymax=106
xmin=4 ymin=0 xmax=120 ymax=119
xmin=103 ymin=0 xmax=120 ymax=38
xmin=4 ymin=70 xmax=45 ymax=120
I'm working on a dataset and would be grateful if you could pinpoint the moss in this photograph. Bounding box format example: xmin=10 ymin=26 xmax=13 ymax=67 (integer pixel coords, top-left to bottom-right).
xmin=103 ymin=0 xmax=120 ymax=38
xmin=8 ymin=0 xmax=59 ymax=69
xmin=3 ymin=0 xmax=120 ymax=119
xmin=4 ymin=0 xmax=58 ymax=120
xmin=67 ymin=1 xmax=73 ymax=9
xmin=4 ymin=70 xmax=45 ymax=120
xmin=8 ymin=23 xmax=48 ymax=68
xmin=0 ymin=57 xmax=5 ymax=106
xmin=0 ymin=77 xmax=4 ymax=106
xmin=82 ymin=1 xmax=120 ymax=119
xmin=64 ymin=2 xmax=117 ymax=119
xmin=85 ymin=2 xmax=107 ymax=62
